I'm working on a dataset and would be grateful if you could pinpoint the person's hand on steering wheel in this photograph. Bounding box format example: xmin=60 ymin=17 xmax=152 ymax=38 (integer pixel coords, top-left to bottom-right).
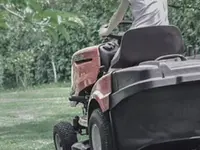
xmin=99 ymin=24 xmax=110 ymax=38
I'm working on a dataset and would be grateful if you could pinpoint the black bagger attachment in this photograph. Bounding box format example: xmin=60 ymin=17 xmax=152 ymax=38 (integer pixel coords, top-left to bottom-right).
xmin=110 ymin=56 xmax=200 ymax=150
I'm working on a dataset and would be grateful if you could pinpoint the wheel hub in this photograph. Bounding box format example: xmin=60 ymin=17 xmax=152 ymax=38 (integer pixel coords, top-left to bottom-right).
xmin=91 ymin=124 xmax=102 ymax=150
xmin=55 ymin=134 xmax=63 ymax=150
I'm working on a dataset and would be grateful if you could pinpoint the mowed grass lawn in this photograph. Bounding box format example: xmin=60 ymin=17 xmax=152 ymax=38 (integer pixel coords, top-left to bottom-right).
xmin=0 ymin=85 xmax=82 ymax=150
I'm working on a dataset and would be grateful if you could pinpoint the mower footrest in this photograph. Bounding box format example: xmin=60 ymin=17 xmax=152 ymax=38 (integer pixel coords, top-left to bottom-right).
xmin=71 ymin=140 xmax=90 ymax=150
xmin=79 ymin=115 xmax=88 ymax=127
xmin=69 ymin=96 xmax=86 ymax=103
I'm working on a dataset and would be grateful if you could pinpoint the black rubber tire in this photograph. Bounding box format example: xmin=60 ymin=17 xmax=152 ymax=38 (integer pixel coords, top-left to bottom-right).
xmin=89 ymin=108 xmax=112 ymax=150
xmin=53 ymin=122 xmax=78 ymax=150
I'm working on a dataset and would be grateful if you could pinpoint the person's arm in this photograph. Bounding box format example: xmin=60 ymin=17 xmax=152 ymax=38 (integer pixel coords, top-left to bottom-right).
xmin=99 ymin=0 xmax=129 ymax=37
xmin=107 ymin=0 xmax=129 ymax=34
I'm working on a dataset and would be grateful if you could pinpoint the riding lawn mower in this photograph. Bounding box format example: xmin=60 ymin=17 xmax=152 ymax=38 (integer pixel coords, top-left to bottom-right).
xmin=53 ymin=21 xmax=200 ymax=150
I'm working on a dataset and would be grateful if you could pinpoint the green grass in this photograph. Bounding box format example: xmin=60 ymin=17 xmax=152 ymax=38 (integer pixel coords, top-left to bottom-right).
xmin=0 ymin=85 xmax=82 ymax=150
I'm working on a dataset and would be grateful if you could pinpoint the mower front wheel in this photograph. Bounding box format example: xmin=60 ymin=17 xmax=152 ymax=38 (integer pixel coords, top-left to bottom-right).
xmin=53 ymin=122 xmax=78 ymax=150
xmin=89 ymin=108 xmax=112 ymax=150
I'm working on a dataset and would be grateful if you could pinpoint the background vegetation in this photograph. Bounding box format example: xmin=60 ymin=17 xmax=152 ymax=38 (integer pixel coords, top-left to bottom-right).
xmin=1 ymin=0 xmax=200 ymax=89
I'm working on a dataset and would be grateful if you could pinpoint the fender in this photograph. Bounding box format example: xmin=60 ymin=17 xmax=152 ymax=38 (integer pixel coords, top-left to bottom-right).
xmin=88 ymin=72 xmax=112 ymax=112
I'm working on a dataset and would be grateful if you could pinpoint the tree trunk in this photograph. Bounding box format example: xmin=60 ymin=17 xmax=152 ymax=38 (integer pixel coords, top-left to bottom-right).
xmin=51 ymin=57 xmax=57 ymax=83
xmin=15 ymin=70 xmax=19 ymax=87
xmin=0 ymin=55 xmax=3 ymax=88
xmin=19 ymin=75 xmax=26 ymax=89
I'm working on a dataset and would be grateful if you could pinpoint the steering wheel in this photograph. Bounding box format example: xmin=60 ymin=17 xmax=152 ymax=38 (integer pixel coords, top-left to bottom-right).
xmin=107 ymin=34 xmax=122 ymax=41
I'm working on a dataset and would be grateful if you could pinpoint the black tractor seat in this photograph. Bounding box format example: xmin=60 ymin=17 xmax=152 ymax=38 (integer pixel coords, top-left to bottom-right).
xmin=110 ymin=25 xmax=185 ymax=69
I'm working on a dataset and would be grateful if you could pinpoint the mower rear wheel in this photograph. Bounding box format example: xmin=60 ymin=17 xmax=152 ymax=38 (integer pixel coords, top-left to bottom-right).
xmin=89 ymin=109 xmax=112 ymax=150
xmin=53 ymin=122 xmax=78 ymax=150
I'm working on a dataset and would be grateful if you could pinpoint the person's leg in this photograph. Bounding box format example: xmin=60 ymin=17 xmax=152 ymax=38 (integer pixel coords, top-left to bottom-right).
xmin=102 ymin=41 xmax=119 ymax=52
xmin=99 ymin=41 xmax=119 ymax=72
xmin=109 ymin=48 xmax=120 ymax=71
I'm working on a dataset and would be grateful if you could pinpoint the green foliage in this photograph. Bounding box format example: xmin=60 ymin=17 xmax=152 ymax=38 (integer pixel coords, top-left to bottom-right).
xmin=169 ymin=0 xmax=200 ymax=54
xmin=1 ymin=0 xmax=200 ymax=89
xmin=5 ymin=51 xmax=35 ymax=88
xmin=0 ymin=55 xmax=3 ymax=88
xmin=0 ymin=0 xmax=84 ymax=39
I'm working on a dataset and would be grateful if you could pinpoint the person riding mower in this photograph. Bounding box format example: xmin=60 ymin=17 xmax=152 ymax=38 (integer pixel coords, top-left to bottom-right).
xmin=99 ymin=0 xmax=169 ymax=71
